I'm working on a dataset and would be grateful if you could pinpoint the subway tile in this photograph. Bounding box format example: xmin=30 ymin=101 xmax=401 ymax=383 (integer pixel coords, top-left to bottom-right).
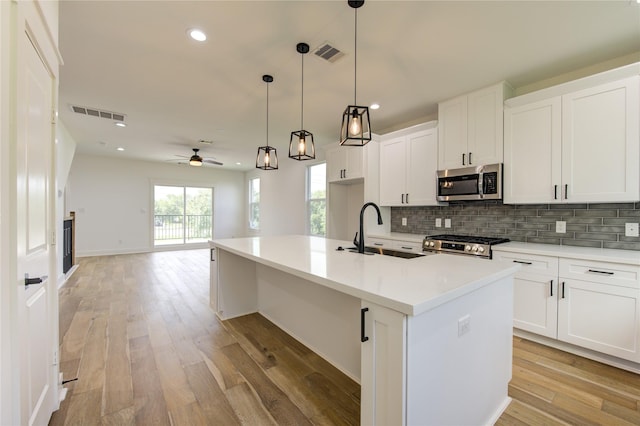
xmin=587 ymin=225 xmax=625 ymax=234
xmin=575 ymin=209 xmax=618 ymax=217
xmin=539 ymin=209 xmax=573 ymax=217
xmin=574 ymin=232 xmax=617 ymax=242
xmin=526 ymin=237 xmax=561 ymax=245
xmin=517 ymin=223 xmax=549 ymax=230
xmin=561 ymin=239 xmax=603 ymax=248
xmin=588 ymin=203 xmax=635 ymax=210
xmin=565 ymin=217 xmax=603 ymax=225
xmin=603 ymin=241 xmax=640 ymax=250
xmin=526 ymin=216 xmax=558 ymax=224
xmin=539 ymin=230 xmax=575 ymax=239
xmin=619 ymin=210 xmax=640 ymax=218
xmin=551 ymin=203 xmax=587 ymax=210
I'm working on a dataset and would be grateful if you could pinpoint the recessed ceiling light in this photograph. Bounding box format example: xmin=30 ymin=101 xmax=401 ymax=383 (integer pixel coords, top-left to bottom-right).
xmin=236 ymin=162 xmax=241 ymax=166
xmin=115 ymin=122 xmax=126 ymax=127
xmin=370 ymin=103 xmax=380 ymax=110
xmin=116 ymin=147 xmax=124 ymax=151
xmin=188 ymin=28 xmax=207 ymax=42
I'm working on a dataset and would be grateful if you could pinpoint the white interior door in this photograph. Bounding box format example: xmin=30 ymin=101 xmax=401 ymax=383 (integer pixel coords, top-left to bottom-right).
xmin=16 ymin=30 xmax=56 ymax=426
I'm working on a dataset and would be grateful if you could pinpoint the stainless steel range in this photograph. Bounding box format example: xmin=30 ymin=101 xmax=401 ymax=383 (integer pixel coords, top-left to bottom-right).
xmin=422 ymin=234 xmax=509 ymax=259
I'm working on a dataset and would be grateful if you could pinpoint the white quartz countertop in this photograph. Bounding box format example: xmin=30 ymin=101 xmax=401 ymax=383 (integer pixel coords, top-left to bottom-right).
xmin=493 ymin=242 xmax=640 ymax=266
xmin=211 ymin=235 xmax=519 ymax=316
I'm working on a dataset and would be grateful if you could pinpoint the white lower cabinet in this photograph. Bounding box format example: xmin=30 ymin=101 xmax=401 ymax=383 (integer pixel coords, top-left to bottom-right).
xmin=494 ymin=248 xmax=640 ymax=363
xmin=360 ymin=301 xmax=406 ymax=426
xmin=558 ymin=258 xmax=640 ymax=362
xmin=367 ymin=236 xmax=423 ymax=253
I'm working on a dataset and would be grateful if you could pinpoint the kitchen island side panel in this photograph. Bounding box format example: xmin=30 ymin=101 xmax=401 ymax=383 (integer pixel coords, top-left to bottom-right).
xmin=406 ymin=275 xmax=513 ymax=425
xmin=256 ymin=264 xmax=361 ymax=381
xmin=217 ymin=249 xmax=258 ymax=320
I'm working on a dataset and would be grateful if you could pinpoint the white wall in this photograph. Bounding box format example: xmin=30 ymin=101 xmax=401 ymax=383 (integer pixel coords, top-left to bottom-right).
xmin=245 ymin=157 xmax=312 ymax=237
xmin=66 ymin=153 xmax=245 ymax=256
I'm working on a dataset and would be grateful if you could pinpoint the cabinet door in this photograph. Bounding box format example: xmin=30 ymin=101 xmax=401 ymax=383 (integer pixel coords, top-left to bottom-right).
xmin=345 ymin=145 xmax=364 ymax=180
xmin=326 ymin=146 xmax=345 ymax=182
xmin=513 ymin=274 xmax=558 ymax=338
xmin=379 ymin=137 xmax=407 ymax=206
xmin=361 ymin=301 xmax=406 ymax=426
xmin=406 ymin=129 xmax=438 ymax=206
xmin=558 ymin=279 xmax=640 ymax=362
xmin=467 ymin=84 xmax=504 ymax=166
xmin=561 ymin=76 xmax=640 ymax=202
xmin=438 ymin=95 xmax=468 ymax=169
xmin=503 ymin=97 xmax=562 ymax=204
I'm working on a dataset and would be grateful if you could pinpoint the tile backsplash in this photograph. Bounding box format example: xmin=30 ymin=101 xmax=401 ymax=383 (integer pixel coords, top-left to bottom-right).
xmin=390 ymin=201 xmax=640 ymax=251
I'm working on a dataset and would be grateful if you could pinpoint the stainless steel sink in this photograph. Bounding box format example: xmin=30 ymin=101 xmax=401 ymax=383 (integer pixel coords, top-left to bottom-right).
xmin=346 ymin=246 xmax=427 ymax=259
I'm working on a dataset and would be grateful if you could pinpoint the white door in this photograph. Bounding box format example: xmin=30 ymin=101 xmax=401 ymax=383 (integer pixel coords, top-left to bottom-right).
xmin=16 ymin=30 xmax=56 ymax=426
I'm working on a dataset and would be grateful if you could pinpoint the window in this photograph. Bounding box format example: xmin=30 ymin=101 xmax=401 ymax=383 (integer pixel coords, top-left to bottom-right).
xmin=249 ymin=177 xmax=260 ymax=230
xmin=308 ymin=163 xmax=326 ymax=236
xmin=153 ymin=185 xmax=212 ymax=246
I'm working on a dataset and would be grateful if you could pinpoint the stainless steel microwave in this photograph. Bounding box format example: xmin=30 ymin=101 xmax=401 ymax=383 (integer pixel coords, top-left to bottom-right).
xmin=436 ymin=163 xmax=502 ymax=201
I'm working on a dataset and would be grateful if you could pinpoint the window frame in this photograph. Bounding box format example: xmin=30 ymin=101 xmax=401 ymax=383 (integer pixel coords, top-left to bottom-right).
xmin=249 ymin=177 xmax=260 ymax=231
xmin=306 ymin=162 xmax=327 ymax=237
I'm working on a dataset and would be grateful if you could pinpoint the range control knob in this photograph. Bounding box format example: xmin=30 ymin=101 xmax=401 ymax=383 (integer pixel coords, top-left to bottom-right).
xmin=478 ymin=246 xmax=486 ymax=253
xmin=465 ymin=245 xmax=471 ymax=251
xmin=428 ymin=241 xmax=435 ymax=247
xmin=472 ymin=245 xmax=479 ymax=252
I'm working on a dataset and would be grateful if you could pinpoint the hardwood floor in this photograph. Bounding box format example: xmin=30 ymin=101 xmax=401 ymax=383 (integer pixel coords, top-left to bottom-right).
xmin=51 ymin=249 xmax=640 ymax=425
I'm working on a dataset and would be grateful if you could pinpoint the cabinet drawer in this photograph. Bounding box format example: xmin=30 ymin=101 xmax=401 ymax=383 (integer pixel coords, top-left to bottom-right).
xmin=392 ymin=241 xmax=423 ymax=253
xmin=559 ymin=258 xmax=640 ymax=289
xmin=493 ymin=251 xmax=558 ymax=276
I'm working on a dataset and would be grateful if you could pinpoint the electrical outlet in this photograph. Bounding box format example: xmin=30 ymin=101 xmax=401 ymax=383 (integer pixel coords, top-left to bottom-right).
xmin=626 ymin=223 xmax=639 ymax=237
xmin=435 ymin=218 xmax=442 ymax=228
xmin=402 ymin=217 xmax=407 ymax=226
xmin=445 ymin=218 xmax=452 ymax=228
xmin=458 ymin=315 xmax=471 ymax=337
xmin=555 ymin=221 xmax=566 ymax=233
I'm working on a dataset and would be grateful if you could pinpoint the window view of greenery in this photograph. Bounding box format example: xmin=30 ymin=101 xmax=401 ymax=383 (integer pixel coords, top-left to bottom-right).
xmin=154 ymin=185 xmax=213 ymax=246
xmin=249 ymin=178 xmax=260 ymax=230
xmin=308 ymin=163 xmax=326 ymax=236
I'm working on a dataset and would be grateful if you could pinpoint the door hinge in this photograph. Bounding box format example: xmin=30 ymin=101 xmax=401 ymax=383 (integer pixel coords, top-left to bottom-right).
xmin=51 ymin=230 xmax=56 ymax=245
xmin=51 ymin=108 xmax=57 ymax=125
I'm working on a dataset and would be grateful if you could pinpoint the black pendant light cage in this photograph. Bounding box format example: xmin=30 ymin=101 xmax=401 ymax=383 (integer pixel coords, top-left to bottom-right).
xmin=289 ymin=42 xmax=316 ymax=161
xmin=340 ymin=0 xmax=371 ymax=146
xmin=256 ymin=74 xmax=278 ymax=170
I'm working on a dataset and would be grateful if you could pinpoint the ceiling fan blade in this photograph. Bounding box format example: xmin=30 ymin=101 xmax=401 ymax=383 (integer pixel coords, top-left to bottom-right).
xmin=203 ymin=159 xmax=223 ymax=166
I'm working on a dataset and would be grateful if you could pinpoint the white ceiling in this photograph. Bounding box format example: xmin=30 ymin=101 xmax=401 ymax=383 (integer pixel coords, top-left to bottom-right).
xmin=58 ymin=0 xmax=640 ymax=171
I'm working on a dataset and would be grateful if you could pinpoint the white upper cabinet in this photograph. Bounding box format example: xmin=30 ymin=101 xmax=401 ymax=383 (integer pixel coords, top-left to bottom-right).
xmin=438 ymin=82 xmax=511 ymax=170
xmin=504 ymin=69 xmax=640 ymax=204
xmin=379 ymin=123 xmax=439 ymax=206
xmin=504 ymin=97 xmax=562 ymax=203
xmin=326 ymin=145 xmax=364 ymax=183
xmin=562 ymin=77 xmax=639 ymax=203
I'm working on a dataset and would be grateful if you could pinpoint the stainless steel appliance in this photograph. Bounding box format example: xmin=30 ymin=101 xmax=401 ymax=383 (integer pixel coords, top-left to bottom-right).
xmin=422 ymin=234 xmax=509 ymax=259
xmin=436 ymin=163 xmax=502 ymax=202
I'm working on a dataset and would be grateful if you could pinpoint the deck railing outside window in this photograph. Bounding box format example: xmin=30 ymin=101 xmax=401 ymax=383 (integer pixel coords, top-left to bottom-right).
xmin=154 ymin=214 xmax=212 ymax=244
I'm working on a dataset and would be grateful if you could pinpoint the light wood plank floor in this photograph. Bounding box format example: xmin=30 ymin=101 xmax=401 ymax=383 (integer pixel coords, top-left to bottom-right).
xmin=50 ymin=249 xmax=640 ymax=425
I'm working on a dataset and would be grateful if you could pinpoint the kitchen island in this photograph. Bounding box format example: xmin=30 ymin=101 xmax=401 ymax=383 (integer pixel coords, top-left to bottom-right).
xmin=210 ymin=235 xmax=519 ymax=425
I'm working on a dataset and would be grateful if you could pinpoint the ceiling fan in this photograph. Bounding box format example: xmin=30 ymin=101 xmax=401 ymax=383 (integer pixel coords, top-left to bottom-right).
xmin=170 ymin=148 xmax=223 ymax=166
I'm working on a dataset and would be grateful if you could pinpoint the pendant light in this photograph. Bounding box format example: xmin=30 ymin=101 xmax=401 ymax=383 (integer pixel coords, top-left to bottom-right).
xmin=340 ymin=0 xmax=371 ymax=146
xmin=289 ymin=42 xmax=315 ymax=161
xmin=256 ymin=74 xmax=278 ymax=170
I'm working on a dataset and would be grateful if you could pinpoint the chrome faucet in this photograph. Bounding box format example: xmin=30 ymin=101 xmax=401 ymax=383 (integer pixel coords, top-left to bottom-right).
xmin=354 ymin=202 xmax=383 ymax=254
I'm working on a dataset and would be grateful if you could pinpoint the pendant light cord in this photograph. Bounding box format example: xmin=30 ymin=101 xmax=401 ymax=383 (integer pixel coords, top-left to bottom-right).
xmin=354 ymin=7 xmax=358 ymax=104
xmin=266 ymin=81 xmax=269 ymax=147
xmin=301 ymin=52 xmax=304 ymax=130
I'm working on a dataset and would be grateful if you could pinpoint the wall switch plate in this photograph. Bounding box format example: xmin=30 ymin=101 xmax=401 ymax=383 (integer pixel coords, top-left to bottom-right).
xmin=435 ymin=218 xmax=442 ymax=228
xmin=445 ymin=218 xmax=452 ymax=228
xmin=458 ymin=314 xmax=471 ymax=337
xmin=626 ymin=223 xmax=639 ymax=237
xmin=555 ymin=221 xmax=566 ymax=233
xmin=401 ymin=217 xmax=407 ymax=226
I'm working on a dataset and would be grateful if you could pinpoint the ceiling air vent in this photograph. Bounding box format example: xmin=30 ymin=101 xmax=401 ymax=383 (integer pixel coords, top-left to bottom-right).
xmin=70 ymin=105 xmax=126 ymax=122
xmin=313 ymin=42 xmax=344 ymax=63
